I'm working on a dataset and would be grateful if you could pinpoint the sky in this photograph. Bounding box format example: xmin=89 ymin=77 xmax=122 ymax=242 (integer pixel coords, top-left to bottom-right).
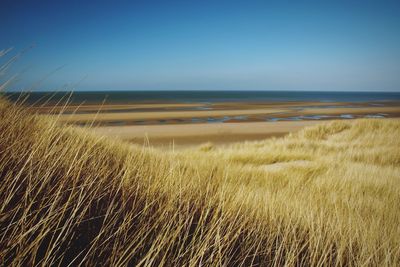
xmin=1 ymin=0 xmax=400 ymax=91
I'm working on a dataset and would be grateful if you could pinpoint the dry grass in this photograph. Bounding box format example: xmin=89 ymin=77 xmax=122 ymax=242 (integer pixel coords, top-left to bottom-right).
xmin=0 ymin=98 xmax=399 ymax=266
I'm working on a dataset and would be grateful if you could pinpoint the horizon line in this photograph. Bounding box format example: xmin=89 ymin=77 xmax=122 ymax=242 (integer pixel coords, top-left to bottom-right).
xmin=4 ymin=89 xmax=400 ymax=93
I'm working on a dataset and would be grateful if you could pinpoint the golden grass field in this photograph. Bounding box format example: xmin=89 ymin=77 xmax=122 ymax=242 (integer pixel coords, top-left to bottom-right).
xmin=1 ymin=98 xmax=400 ymax=266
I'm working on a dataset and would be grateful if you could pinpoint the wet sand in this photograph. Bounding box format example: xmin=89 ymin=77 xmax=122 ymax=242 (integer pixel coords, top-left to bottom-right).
xmin=55 ymin=108 xmax=289 ymax=122
xmin=51 ymin=105 xmax=400 ymax=125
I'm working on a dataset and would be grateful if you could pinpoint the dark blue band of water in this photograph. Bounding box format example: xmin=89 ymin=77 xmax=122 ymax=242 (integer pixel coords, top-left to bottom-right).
xmin=3 ymin=90 xmax=400 ymax=105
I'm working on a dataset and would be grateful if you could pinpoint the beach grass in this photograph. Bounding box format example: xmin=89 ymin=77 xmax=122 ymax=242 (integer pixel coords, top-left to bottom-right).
xmin=0 ymin=98 xmax=399 ymax=266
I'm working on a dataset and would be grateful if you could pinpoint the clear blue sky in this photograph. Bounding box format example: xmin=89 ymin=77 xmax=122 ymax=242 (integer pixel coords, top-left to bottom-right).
xmin=2 ymin=0 xmax=400 ymax=91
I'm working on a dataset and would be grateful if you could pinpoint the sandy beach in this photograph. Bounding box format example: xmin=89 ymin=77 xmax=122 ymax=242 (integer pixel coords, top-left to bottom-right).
xmin=43 ymin=102 xmax=400 ymax=123
xmin=32 ymin=100 xmax=400 ymax=147
xmin=91 ymin=120 xmax=321 ymax=148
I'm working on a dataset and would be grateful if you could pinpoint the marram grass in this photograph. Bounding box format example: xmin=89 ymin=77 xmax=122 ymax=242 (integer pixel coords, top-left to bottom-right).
xmin=0 ymin=99 xmax=399 ymax=266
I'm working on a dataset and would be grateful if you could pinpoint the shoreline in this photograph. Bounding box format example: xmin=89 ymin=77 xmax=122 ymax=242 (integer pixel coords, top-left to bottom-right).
xmin=53 ymin=104 xmax=400 ymax=126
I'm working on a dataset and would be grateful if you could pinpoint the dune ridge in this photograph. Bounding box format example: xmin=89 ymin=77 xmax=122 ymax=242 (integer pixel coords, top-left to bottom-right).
xmin=0 ymin=98 xmax=399 ymax=266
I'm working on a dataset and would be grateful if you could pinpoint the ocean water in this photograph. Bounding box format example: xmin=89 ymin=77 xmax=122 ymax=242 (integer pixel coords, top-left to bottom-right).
xmin=3 ymin=90 xmax=400 ymax=105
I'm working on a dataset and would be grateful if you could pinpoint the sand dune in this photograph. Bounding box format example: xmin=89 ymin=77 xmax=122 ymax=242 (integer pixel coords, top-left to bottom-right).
xmin=2 ymin=98 xmax=400 ymax=265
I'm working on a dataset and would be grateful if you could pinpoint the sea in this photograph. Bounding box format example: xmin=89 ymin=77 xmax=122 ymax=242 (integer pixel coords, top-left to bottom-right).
xmin=2 ymin=90 xmax=400 ymax=105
